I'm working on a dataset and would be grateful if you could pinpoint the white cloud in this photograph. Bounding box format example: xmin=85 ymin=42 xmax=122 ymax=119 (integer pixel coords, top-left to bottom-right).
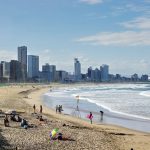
xmin=76 ymin=31 xmax=150 ymax=46
xmin=80 ymin=0 xmax=103 ymax=5
xmin=120 ymin=17 xmax=150 ymax=29
xmin=0 ymin=50 xmax=16 ymax=61
xmin=110 ymin=60 xmax=150 ymax=75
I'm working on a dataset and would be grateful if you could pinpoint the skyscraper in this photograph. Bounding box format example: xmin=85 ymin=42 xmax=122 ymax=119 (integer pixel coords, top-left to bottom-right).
xmin=10 ymin=60 xmax=22 ymax=82
xmin=74 ymin=58 xmax=81 ymax=81
xmin=41 ymin=64 xmax=56 ymax=82
xmin=28 ymin=55 xmax=39 ymax=79
xmin=1 ymin=61 xmax=10 ymax=80
xmin=100 ymin=64 xmax=109 ymax=82
xmin=18 ymin=46 xmax=27 ymax=81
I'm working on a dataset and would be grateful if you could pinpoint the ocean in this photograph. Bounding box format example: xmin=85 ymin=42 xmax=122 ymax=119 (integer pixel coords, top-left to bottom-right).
xmin=42 ymin=83 xmax=150 ymax=133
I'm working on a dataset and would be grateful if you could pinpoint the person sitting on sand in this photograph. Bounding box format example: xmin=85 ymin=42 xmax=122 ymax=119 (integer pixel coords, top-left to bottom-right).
xmin=10 ymin=114 xmax=17 ymax=121
xmin=39 ymin=115 xmax=44 ymax=121
xmin=21 ymin=118 xmax=28 ymax=129
xmin=17 ymin=115 xmax=22 ymax=122
xmin=4 ymin=115 xmax=9 ymax=127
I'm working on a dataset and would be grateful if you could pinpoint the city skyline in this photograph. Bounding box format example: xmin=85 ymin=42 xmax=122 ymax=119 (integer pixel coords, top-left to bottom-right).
xmin=0 ymin=0 xmax=150 ymax=75
xmin=0 ymin=47 xmax=148 ymax=83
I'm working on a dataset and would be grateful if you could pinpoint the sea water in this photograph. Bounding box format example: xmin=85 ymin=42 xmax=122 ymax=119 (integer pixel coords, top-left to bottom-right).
xmin=42 ymin=83 xmax=150 ymax=133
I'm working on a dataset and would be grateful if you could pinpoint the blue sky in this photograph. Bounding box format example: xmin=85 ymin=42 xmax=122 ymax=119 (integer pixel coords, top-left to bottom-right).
xmin=0 ymin=0 xmax=150 ymax=75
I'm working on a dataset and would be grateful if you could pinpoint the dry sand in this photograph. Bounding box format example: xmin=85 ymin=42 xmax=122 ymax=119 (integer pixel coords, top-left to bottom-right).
xmin=0 ymin=84 xmax=150 ymax=150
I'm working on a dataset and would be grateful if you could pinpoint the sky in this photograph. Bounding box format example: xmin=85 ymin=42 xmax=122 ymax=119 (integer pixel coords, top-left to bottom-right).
xmin=0 ymin=0 xmax=150 ymax=75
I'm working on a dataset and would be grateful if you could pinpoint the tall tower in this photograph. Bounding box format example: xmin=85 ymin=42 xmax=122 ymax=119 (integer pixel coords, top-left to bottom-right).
xmin=74 ymin=58 xmax=81 ymax=81
xmin=100 ymin=64 xmax=109 ymax=82
xmin=28 ymin=55 xmax=39 ymax=78
xmin=18 ymin=46 xmax=27 ymax=81
xmin=10 ymin=60 xmax=22 ymax=82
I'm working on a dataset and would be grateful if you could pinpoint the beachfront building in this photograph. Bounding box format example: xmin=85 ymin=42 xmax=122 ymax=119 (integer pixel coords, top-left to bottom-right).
xmin=10 ymin=60 xmax=22 ymax=82
xmin=131 ymin=73 xmax=139 ymax=82
xmin=55 ymin=70 xmax=68 ymax=82
xmin=28 ymin=55 xmax=39 ymax=79
xmin=141 ymin=75 xmax=148 ymax=82
xmin=40 ymin=63 xmax=56 ymax=82
xmin=74 ymin=58 xmax=81 ymax=81
xmin=1 ymin=61 xmax=10 ymax=82
xmin=87 ymin=67 xmax=92 ymax=81
xmin=100 ymin=64 xmax=109 ymax=82
xmin=18 ymin=46 xmax=27 ymax=81
xmin=94 ymin=68 xmax=101 ymax=82
xmin=49 ymin=65 xmax=56 ymax=81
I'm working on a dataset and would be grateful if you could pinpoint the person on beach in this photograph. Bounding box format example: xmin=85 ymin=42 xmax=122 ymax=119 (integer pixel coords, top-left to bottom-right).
xmin=21 ymin=118 xmax=28 ymax=129
xmin=56 ymin=105 xmax=58 ymax=113
xmin=100 ymin=110 xmax=104 ymax=121
xmin=4 ymin=115 xmax=9 ymax=127
xmin=58 ymin=105 xmax=61 ymax=114
xmin=40 ymin=105 xmax=43 ymax=114
xmin=17 ymin=115 xmax=22 ymax=122
xmin=39 ymin=115 xmax=44 ymax=121
xmin=33 ymin=104 xmax=36 ymax=113
xmin=10 ymin=114 xmax=17 ymax=121
xmin=87 ymin=112 xmax=93 ymax=124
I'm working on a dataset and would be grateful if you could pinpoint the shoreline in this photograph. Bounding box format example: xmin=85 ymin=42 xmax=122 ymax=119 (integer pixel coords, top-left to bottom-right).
xmin=0 ymin=84 xmax=150 ymax=149
xmin=24 ymin=84 xmax=150 ymax=133
xmin=42 ymin=85 xmax=150 ymax=133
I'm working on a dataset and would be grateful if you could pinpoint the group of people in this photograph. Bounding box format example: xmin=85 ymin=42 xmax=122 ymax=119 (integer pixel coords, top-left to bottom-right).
xmin=56 ymin=105 xmax=63 ymax=114
xmin=33 ymin=104 xmax=43 ymax=114
xmin=87 ymin=110 xmax=104 ymax=124
xmin=4 ymin=114 xmax=22 ymax=127
xmin=4 ymin=114 xmax=28 ymax=129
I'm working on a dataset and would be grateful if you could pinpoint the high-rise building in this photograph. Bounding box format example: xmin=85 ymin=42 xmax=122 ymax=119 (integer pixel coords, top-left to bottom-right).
xmin=49 ymin=65 xmax=56 ymax=81
xmin=1 ymin=61 xmax=10 ymax=80
xmin=41 ymin=64 xmax=56 ymax=82
xmin=141 ymin=75 xmax=148 ymax=82
xmin=87 ymin=66 xmax=92 ymax=79
xmin=18 ymin=46 xmax=27 ymax=81
xmin=100 ymin=64 xmax=109 ymax=82
xmin=74 ymin=58 xmax=81 ymax=81
xmin=28 ymin=55 xmax=39 ymax=79
xmin=10 ymin=60 xmax=22 ymax=82
xmin=56 ymin=70 xmax=68 ymax=82
xmin=94 ymin=68 xmax=101 ymax=81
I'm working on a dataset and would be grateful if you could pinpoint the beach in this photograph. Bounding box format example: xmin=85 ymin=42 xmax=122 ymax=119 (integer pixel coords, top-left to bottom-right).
xmin=0 ymin=84 xmax=150 ymax=150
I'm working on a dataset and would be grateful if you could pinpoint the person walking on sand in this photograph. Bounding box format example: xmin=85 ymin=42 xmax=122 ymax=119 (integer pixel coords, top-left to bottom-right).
xmin=100 ymin=110 xmax=104 ymax=121
xmin=88 ymin=112 xmax=93 ymax=124
xmin=33 ymin=104 xmax=36 ymax=113
xmin=40 ymin=105 xmax=43 ymax=114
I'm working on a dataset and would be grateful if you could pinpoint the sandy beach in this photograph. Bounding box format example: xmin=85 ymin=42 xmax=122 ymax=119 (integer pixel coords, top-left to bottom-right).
xmin=0 ymin=84 xmax=150 ymax=150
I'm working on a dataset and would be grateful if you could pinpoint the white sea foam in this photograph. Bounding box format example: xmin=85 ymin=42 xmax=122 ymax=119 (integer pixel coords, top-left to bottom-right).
xmin=44 ymin=84 xmax=150 ymax=121
xmin=139 ymin=91 xmax=150 ymax=97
